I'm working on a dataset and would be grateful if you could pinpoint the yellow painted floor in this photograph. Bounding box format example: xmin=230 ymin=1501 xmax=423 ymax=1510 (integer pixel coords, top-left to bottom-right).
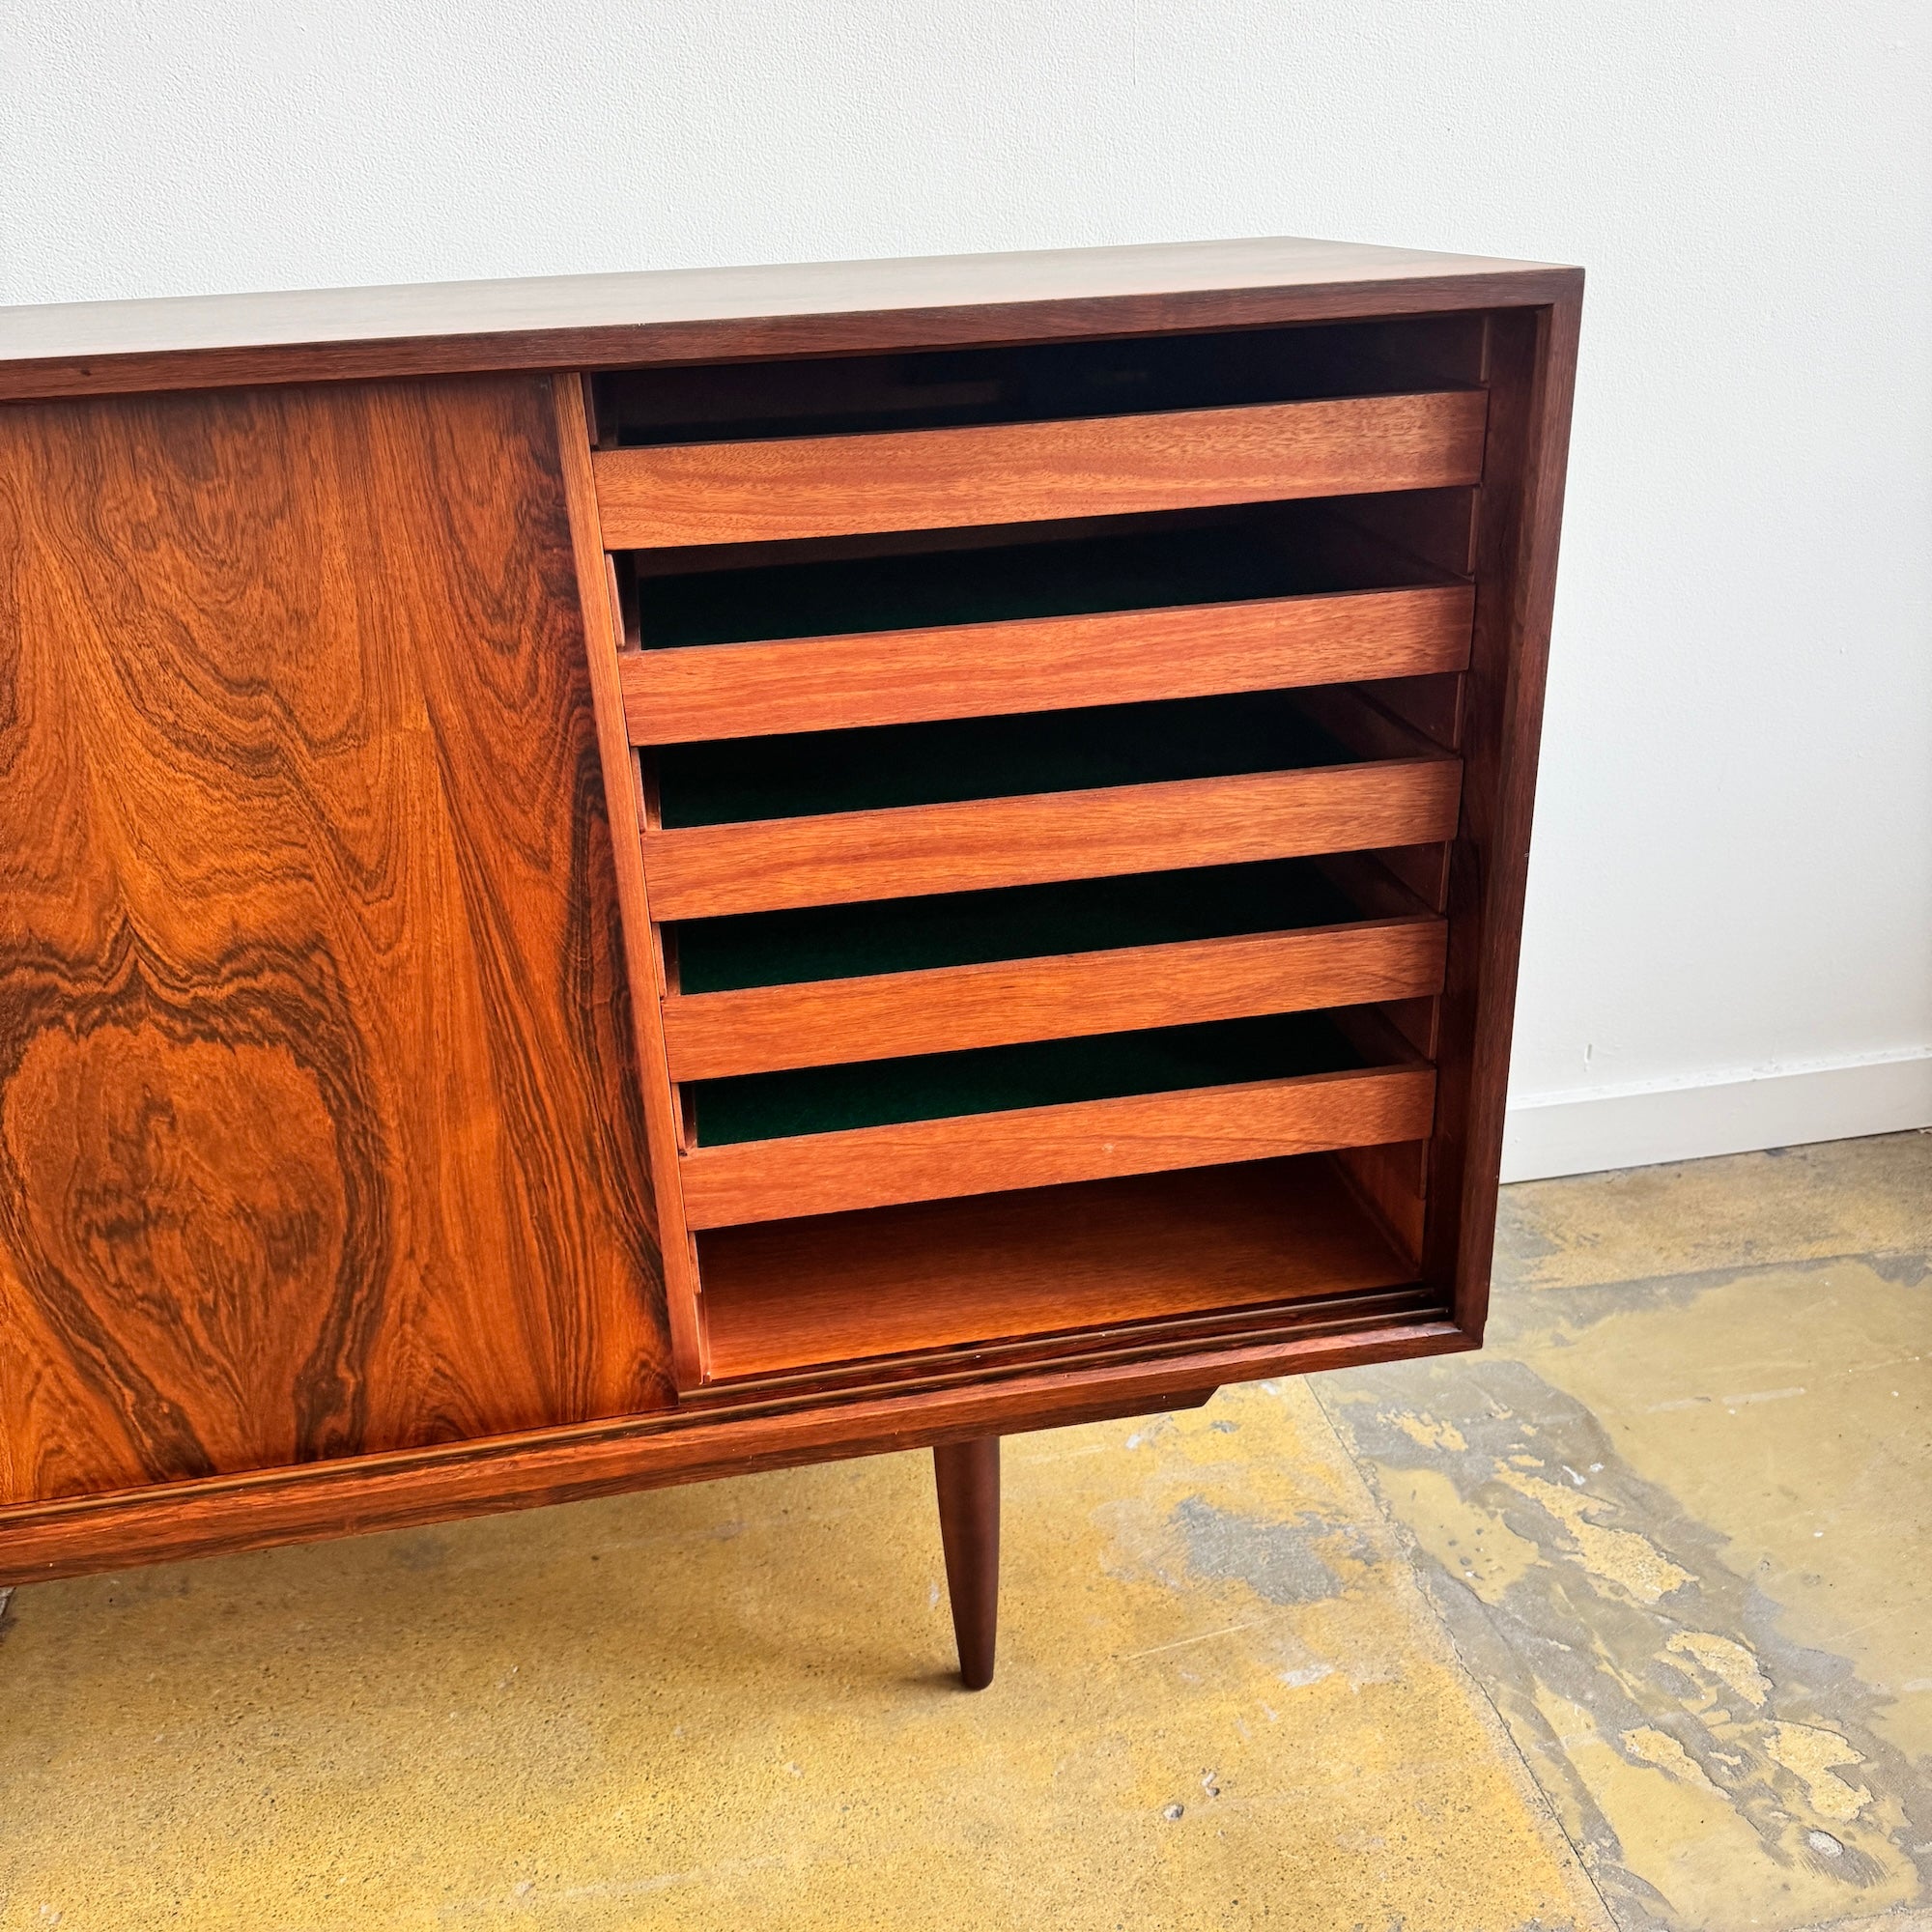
xmin=1 ymin=1133 xmax=1927 ymax=1930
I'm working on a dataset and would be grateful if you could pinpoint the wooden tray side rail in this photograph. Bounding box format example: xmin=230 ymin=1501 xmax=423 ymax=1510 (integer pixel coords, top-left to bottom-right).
xmin=554 ymin=377 xmax=709 ymax=1387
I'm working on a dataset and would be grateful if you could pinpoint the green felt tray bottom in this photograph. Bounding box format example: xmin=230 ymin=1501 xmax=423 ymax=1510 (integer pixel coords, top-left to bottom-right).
xmin=656 ymin=690 xmax=1351 ymax=828
xmin=691 ymin=1009 xmax=1365 ymax=1148
xmin=672 ymin=858 xmax=1363 ymax=994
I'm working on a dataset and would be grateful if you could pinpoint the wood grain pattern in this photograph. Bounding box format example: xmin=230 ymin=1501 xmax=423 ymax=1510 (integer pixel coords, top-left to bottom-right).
xmin=618 ymin=582 xmax=1474 ymax=744
xmin=1376 ymin=842 xmax=1454 ymax=912
xmin=678 ymin=1064 xmax=1435 ymax=1229
xmin=552 ymin=376 xmax=708 ymax=1387
xmin=697 ymin=1157 xmax=1418 ymax=1377
xmin=1425 ymin=297 xmax=1583 ymax=1338
xmin=641 ymin=759 xmax=1464 ymax=921
xmin=593 ymin=393 xmax=1489 ymax=549
xmin=661 ymin=916 xmax=1447 ymax=1080
xmin=0 ymin=241 xmax=1580 ymax=403
xmin=0 ymin=1304 xmax=1466 ymax=1582
xmin=0 ymin=377 xmax=675 ymax=1505
xmin=933 ymin=1436 xmax=1001 ymax=1689
xmin=1334 ymin=1139 xmax=1430 ymax=1270
xmin=1362 ymin=673 xmax=1465 ymax=751
xmin=0 ymin=245 xmax=1580 ymax=1596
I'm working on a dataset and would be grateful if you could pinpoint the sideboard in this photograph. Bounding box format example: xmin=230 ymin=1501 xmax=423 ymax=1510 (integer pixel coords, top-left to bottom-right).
xmin=0 ymin=237 xmax=1579 ymax=1687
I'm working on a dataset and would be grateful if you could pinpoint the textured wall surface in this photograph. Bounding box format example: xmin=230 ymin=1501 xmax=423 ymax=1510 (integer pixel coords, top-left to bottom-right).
xmin=4 ymin=1 xmax=1928 ymax=1171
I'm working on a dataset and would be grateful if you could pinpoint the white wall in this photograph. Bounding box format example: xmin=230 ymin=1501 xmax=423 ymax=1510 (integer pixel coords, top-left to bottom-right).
xmin=6 ymin=1 xmax=1930 ymax=1178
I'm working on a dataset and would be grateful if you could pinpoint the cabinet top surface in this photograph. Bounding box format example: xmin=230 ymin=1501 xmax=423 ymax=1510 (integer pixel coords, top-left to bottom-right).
xmin=0 ymin=236 xmax=1579 ymax=403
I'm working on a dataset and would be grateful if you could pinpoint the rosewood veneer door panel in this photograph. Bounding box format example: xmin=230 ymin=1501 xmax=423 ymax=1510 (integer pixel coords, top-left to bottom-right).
xmin=0 ymin=375 xmax=674 ymax=1505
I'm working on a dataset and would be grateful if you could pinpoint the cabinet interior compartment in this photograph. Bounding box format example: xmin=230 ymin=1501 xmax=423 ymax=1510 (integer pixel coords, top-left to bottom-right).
xmin=614 ymin=495 xmax=1477 ymax=749
xmin=658 ymin=850 xmax=1447 ymax=1104
xmin=579 ymin=309 xmax=1494 ymax=1388
xmin=592 ymin=312 xmax=1489 ymax=447
xmin=625 ymin=496 xmax=1469 ymax=653
xmin=670 ymin=856 xmax=1373 ymax=995
xmin=687 ymin=1007 xmax=1378 ymax=1148
xmin=654 ymin=687 xmax=1364 ymax=830
xmin=693 ymin=1153 xmax=1433 ymax=1381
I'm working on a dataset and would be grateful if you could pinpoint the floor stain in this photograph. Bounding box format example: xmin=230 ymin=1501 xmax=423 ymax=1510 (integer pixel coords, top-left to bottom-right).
xmin=0 ymin=1382 xmax=1605 ymax=1931
xmin=1319 ymin=1132 xmax=1932 ymax=1932
xmin=1168 ymin=1495 xmax=1350 ymax=1605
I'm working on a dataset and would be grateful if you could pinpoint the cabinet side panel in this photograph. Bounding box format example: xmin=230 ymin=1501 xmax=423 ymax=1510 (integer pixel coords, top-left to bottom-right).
xmin=0 ymin=375 xmax=675 ymax=1504
xmin=1426 ymin=297 xmax=1581 ymax=1334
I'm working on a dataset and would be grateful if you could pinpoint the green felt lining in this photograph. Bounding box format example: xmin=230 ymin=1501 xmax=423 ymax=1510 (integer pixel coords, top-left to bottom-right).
xmin=692 ymin=1010 xmax=1365 ymax=1147
xmin=638 ymin=519 xmax=1411 ymax=651
xmin=672 ymin=859 xmax=1362 ymax=994
xmin=655 ymin=690 xmax=1352 ymax=829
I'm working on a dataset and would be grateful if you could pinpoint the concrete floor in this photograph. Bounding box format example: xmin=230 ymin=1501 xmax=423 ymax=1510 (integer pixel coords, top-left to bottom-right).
xmin=1 ymin=1133 xmax=1926 ymax=1931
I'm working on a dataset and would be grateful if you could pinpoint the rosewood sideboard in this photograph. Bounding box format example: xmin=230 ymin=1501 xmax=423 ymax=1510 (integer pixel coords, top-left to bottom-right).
xmin=0 ymin=238 xmax=1579 ymax=1688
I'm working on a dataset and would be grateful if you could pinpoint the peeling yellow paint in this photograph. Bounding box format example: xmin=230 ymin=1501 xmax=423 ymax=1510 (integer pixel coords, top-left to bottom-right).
xmin=1387 ymin=1411 xmax=1468 ymax=1454
xmin=1321 ymin=1136 xmax=1932 ymax=1930
xmin=1510 ymin=1257 xmax=1932 ymax=1763
xmin=1764 ymin=1721 xmax=1874 ymax=1822
xmin=1667 ymin=1631 xmax=1772 ymax=1709
xmin=1620 ymin=1725 xmax=1725 ymax=1796
xmin=1533 ymin=1687 xmax=1916 ymax=1930
xmin=1492 ymin=1466 xmax=1693 ymax=1605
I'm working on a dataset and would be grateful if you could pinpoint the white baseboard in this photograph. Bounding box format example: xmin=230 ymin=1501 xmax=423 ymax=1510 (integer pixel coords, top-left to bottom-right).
xmin=1500 ymin=1050 xmax=1932 ymax=1182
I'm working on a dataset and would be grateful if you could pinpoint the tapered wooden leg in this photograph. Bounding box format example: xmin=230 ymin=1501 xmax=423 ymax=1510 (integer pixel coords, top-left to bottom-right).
xmin=933 ymin=1435 xmax=1001 ymax=1690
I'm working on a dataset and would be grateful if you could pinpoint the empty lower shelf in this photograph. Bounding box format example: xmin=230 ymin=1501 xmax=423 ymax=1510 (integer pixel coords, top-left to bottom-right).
xmin=695 ymin=1154 xmax=1420 ymax=1380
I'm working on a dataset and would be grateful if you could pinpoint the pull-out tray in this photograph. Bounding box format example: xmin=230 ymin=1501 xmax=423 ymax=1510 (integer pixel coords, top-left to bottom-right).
xmin=622 ymin=583 xmax=1471 ymax=744
xmin=594 ymin=391 xmax=1488 ymax=547
xmin=679 ymin=1041 xmax=1434 ymax=1227
xmin=645 ymin=759 xmax=1459 ymax=920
